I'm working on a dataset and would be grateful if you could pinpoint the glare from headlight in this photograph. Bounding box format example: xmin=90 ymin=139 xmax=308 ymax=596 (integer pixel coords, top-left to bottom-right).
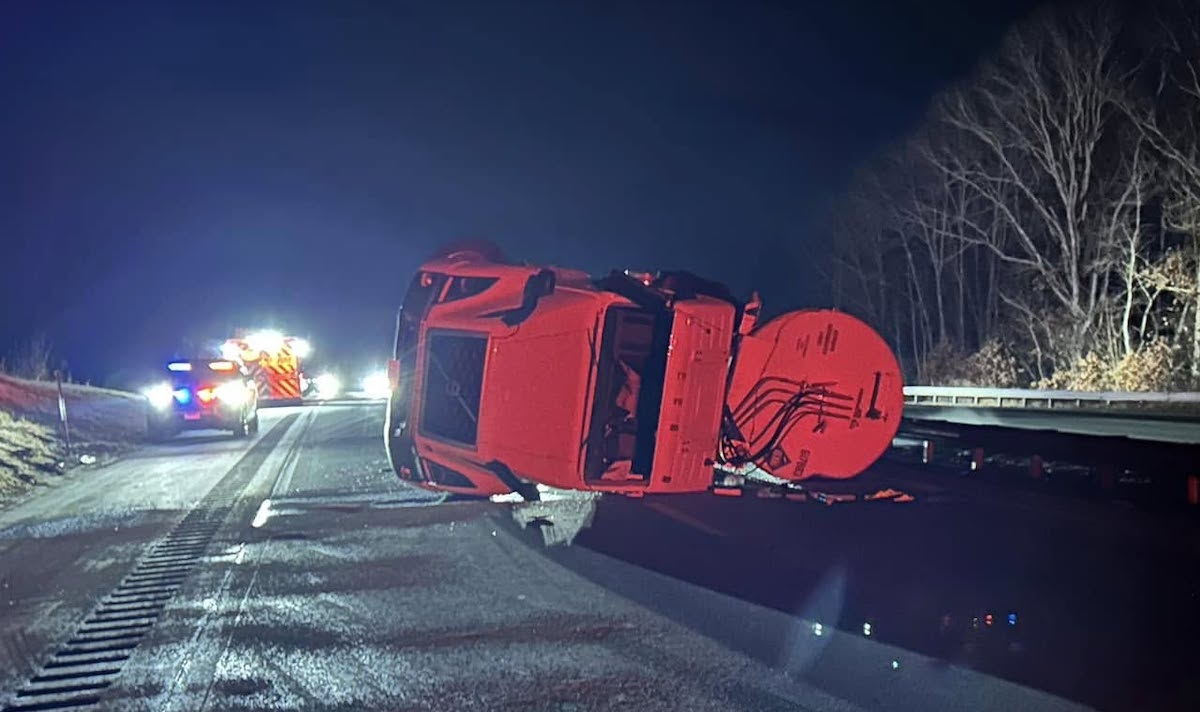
xmin=314 ymin=373 xmax=341 ymax=399
xmin=292 ymin=338 xmax=312 ymax=359
xmin=143 ymin=383 xmax=174 ymax=410
xmin=246 ymin=330 xmax=284 ymax=354
xmin=361 ymin=371 xmax=390 ymax=400
xmin=214 ymin=381 xmax=248 ymax=405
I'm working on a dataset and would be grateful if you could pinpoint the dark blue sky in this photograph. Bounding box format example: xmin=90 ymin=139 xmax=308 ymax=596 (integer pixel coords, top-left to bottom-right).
xmin=0 ymin=0 xmax=1037 ymax=384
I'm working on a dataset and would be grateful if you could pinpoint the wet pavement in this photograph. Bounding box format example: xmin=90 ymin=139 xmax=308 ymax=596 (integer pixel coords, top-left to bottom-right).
xmin=1 ymin=402 xmax=1194 ymax=711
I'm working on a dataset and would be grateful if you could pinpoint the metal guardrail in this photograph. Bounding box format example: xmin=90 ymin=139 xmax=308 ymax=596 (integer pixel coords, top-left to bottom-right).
xmin=903 ymin=386 xmax=1200 ymax=409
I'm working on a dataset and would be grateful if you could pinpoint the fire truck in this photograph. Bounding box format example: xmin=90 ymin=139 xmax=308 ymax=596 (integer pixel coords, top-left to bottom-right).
xmin=221 ymin=330 xmax=310 ymax=405
xmin=384 ymin=243 xmax=904 ymax=500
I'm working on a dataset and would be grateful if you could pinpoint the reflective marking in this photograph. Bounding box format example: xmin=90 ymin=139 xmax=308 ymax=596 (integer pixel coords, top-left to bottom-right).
xmin=251 ymin=499 xmax=272 ymax=529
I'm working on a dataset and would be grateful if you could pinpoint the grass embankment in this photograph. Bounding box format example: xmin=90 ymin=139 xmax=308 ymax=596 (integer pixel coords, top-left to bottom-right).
xmin=0 ymin=374 xmax=148 ymax=503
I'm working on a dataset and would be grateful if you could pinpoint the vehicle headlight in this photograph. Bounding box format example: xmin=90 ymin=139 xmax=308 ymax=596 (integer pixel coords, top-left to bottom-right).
xmin=214 ymin=381 xmax=248 ymax=405
xmin=314 ymin=373 xmax=341 ymax=399
xmin=291 ymin=338 xmax=312 ymax=359
xmin=143 ymin=383 xmax=174 ymax=410
xmin=361 ymin=371 xmax=390 ymax=399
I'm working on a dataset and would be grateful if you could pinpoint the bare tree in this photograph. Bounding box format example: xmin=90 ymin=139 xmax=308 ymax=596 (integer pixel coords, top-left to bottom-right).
xmin=923 ymin=5 xmax=1141 ymax=365
xmin=1128 ymin=0 xmax=1200 ymax=382
xmin=4 ymin=333 xmax=55 ymax=381
xmin=825 ymin=2 xmax=1200 ymax=388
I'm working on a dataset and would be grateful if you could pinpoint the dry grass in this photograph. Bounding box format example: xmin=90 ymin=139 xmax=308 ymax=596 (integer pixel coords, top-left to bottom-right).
xmin=0 ymin=374 xmax=148 ymax=504
xmin=1034 ymin=340 xmax=1183 ymax=391
xmin=0 ymin=410 xmax=62 ymax=499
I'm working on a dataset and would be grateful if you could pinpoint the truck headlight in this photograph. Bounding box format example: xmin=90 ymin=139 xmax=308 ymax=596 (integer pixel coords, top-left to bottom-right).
xmin=314 ymin=373 xmax=341 ymax=399
xmin=143 ymin=383 xmax=174 ymax=410
xmin=361 ymin=371 xmax=390 ymax=399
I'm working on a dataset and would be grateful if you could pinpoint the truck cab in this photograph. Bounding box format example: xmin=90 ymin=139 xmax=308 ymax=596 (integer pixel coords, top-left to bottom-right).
xmin=385 ymin=245 xmax=903 ymax=500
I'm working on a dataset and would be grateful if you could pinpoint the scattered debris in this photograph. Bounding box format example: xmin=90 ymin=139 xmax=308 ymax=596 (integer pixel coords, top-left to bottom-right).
xmin=863 ymin=488 xmax=915 ymax=503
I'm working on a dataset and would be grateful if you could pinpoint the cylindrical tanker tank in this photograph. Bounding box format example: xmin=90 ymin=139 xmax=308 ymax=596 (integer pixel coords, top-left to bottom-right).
xmin=724 ymin=310 xmax=904 ymax=480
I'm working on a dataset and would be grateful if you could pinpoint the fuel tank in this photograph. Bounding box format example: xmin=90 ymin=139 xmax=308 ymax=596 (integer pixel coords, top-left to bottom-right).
xmin=725 ymin=310 xmax=904 ymax=480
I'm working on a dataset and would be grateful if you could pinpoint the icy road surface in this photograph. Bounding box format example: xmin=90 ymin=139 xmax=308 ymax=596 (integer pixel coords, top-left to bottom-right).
xmin=0 ymin=404 xmax=1105 ymax=711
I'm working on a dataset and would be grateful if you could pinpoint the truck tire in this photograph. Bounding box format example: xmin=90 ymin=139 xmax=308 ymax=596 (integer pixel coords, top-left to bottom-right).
xmin=233 ymin=409 xmax=252 ymax=438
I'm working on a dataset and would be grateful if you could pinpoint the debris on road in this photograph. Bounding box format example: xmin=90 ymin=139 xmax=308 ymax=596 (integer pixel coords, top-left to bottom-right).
xmin=863 ymin=487 xmax=916 ymax=503
xmin=801 ymin=487 xmax=917 ymax=506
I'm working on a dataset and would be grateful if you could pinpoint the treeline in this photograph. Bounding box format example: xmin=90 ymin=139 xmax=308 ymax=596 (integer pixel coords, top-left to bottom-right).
xmin=829 ymin=2 xmax=1200 ymax=390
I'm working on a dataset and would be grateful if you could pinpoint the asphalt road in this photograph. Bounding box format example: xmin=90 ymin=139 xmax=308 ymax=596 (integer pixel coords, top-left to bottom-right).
xmin=0 ymin=403 xmax=1193 ymax=711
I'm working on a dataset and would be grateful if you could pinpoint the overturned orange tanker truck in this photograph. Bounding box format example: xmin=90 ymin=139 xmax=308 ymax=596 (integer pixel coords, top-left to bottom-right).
xmin=384 ymin=242 xmax=903 ymax=500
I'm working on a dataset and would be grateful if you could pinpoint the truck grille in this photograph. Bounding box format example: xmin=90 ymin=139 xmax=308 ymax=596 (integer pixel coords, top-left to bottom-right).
xmin=420 ymin=332 xmax=487 ymax=446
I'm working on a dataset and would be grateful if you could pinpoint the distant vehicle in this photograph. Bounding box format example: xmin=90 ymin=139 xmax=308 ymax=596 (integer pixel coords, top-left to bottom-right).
xmin=384 ymin=242 xmax=904 ymax=500
xmin=143 ymin=359 xmax=260 ymax=440
xmin=220 ymin=330 xmax=310 ymax=405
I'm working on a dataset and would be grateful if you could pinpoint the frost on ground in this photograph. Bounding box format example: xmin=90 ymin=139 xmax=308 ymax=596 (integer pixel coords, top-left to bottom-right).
xmin=0 ymin=374 xmax=148 ymax=503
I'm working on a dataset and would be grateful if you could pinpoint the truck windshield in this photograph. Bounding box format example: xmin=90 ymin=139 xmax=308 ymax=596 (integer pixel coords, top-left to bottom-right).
xmin=583 ymin=306 xmax=664 ymax=483
xmin=389 ymin=271 xmax=449 ymax=481
xmin=394 ymin=271 xmax=448 ymax=361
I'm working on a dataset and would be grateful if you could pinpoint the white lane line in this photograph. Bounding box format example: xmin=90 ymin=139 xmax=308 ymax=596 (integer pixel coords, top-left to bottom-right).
xmin=250 ymin=499 xmax=272 ymax=529
xmin=268 ymin=410 xmax=314 ymax=499
xmin=245 ymin=409 xmax=316 ymax=530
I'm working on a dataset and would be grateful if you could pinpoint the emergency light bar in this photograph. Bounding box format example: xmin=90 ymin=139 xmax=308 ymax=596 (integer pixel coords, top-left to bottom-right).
xmin=246 ymin=330 xmax=284 ymax=354
xmin=208 ymin=361 xmax=237 ymax=371
xmin=167 ymin=362 xmax=192 ymax=372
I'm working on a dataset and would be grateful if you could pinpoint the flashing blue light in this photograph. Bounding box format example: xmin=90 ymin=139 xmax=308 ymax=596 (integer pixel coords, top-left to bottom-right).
xmin=167 ymin=362 xmax=192 ymax=372
xmin=1008 ymin=613 xmax=1018 ymax=626
xmin=173 ymin=388 xmax=191 ymax=405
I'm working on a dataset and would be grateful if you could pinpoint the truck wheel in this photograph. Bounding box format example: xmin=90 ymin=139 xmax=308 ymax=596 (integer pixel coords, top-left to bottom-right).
xmin=233 ymin=410 xmax=252 ymax=438
xmin=248 ymin=412 xmax=260 ymax=436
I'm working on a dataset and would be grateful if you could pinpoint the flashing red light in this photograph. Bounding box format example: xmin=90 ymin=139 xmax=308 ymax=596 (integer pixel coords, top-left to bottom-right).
xmin=196 ymin=386 xmax=217 ymax=404
xmin=984 ymin=613 xmax=994 ymax=627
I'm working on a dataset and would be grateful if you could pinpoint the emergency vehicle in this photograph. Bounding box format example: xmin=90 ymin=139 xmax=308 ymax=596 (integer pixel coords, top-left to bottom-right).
xmin=384 ymin=243 xmax=904 ymax=500
xmin=221 ymin=331 xmax=310 ymax=405
xmin=144 ymin=359 xmax=260 ymax=440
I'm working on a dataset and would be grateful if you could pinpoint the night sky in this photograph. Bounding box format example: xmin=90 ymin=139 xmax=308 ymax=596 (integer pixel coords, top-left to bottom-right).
xmin=1 ymin=0 xmax=1038 ymax=385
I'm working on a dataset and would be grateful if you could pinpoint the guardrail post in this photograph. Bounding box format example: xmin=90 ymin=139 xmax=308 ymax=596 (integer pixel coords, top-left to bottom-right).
xmin=55 ymin=369 xmax=73 ymax=459
xmin=970 ymin=448 xmax=984 ymax=472
xmin=922 ymin=440 xmax=934 ymax=464
xmin=1029 ymin=455 xmax=1044 ymax=480
xmin=1188 ymin=476 xmax=1199 ymax=506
